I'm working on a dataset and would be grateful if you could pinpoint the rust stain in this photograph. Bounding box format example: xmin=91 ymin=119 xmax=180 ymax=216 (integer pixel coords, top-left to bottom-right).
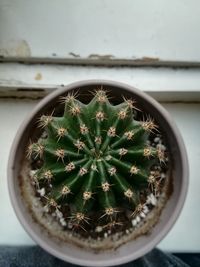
xmin=88 ymin=54 xmax=114 ymax=60
xmin=35 ymin=73 xmax=42 ymax=81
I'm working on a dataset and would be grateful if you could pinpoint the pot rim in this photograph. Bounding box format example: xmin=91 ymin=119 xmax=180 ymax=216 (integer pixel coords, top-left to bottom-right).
xmin=7 ymin=79 xmax=189 ymax=266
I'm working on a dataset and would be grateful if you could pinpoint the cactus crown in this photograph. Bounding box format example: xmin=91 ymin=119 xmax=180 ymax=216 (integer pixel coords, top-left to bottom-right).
xmin=28 ymin=89 xmax=166 ymax=235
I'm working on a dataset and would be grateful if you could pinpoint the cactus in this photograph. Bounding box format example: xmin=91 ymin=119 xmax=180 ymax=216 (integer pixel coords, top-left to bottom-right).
xmin=28 ymin=89 xmax=165 ymax=233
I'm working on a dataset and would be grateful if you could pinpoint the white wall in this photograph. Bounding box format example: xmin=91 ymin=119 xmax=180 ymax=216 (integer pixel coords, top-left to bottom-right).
xmin=0 ymin=0 xmax=200 ymax=64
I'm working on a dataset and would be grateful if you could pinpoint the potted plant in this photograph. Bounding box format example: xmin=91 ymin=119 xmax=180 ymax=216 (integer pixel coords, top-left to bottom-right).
xmin=8 ymin=80 xmax=188 ymax=266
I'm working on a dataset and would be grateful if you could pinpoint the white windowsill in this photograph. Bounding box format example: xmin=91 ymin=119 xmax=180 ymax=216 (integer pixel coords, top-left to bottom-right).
xmin=1 ymin=63 xmax=200 ymax=102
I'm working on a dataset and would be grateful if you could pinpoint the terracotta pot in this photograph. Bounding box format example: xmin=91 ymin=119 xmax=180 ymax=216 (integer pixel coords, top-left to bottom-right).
xmin=8 ymin=80 xmax=189 ymax=266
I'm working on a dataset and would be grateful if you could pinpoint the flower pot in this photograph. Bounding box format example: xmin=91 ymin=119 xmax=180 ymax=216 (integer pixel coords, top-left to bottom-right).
xmin=8 ymin=80 xmax=188 ymax=266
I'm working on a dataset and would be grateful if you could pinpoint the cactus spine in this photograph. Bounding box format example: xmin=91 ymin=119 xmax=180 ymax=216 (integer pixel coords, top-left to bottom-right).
xmin=28 ymin=89 xmax=165 ymax=233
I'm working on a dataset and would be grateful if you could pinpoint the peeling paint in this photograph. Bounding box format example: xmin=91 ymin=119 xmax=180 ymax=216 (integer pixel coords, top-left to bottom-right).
xmin=15 ymin=40 xmax=31 ymax=57
xmin=0 ymin=54 xmax=198 ymax=67
xmin=88 ymin=54 xmax=114 ymax=60
xmin=69 ymin=52 xmax=80 ymax=58
xmin=0 ymin=40 xmax=31 ymax=57
xmin=134 ymin=56 xmax=160 ymax=63
xmin=35 ymin=73 xmax=42 ymax=81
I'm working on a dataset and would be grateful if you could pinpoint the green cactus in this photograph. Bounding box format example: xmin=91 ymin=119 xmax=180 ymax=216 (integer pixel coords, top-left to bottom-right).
xmin=28 ymin=89 xmax=165 ymax=232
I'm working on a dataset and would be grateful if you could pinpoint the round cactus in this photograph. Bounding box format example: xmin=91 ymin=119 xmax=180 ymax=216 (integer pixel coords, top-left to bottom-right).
xmin=28 ymin=89 xmax=165 ymax=233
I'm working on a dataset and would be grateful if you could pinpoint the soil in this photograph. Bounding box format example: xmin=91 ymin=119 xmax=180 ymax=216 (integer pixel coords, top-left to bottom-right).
xmin=19 ymin=158 xmax=172 ymax=251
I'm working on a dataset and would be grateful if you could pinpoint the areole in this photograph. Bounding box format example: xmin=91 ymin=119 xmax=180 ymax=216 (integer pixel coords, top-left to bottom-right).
xmin=7 ymin=80 xmax=189 ymax=266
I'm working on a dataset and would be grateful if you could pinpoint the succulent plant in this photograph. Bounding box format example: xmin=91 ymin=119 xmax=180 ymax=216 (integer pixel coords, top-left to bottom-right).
xmin=28 ymin=89 xmax=165 ymax=232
